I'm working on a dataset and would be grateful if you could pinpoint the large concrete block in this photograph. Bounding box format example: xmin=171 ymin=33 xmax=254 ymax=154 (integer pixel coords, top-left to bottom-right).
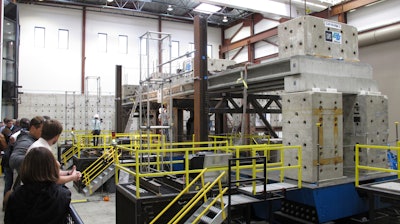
xmin=343 ymin=93 xmax=389 ymax=175
xmin=282 ymin=91 xmax=343 ymax=183
xmin=278 ymin=16 xmax=358 ymax=61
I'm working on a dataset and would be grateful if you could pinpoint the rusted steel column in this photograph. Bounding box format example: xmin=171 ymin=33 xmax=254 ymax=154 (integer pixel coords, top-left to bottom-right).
xmin=193 ymin=15 xmax=208 ymax=142
xmin=115 ymin=65 xmax=123 ymax=133
xmin=81 ymin=7 xmax=86 ymax=94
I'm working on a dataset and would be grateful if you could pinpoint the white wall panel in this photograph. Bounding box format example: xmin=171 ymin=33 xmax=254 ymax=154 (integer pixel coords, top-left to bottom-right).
xmin=224 ymin=22 xmax=242 ymax=39
xmin=19 ymin=5 xmax=82 ymax=94
xmin=231 ymin=26 xmax=251 ymax=42
xmin=85 ymin=12 xmax=158 ymax=95
xmin=254 ymin=19 xmax=279 ymax=34
xmin=254 ymin=41 xmax=278 ymax=59
xmin=227 ymin=46 xmax=248 ymax=63
xmin=19 ymin=6 xmax=223 ymax=96
xmin=347 ymin=0 xmax=400 ymax=32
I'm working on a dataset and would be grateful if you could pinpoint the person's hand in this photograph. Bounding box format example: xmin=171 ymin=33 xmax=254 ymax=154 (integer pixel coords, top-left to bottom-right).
xmin=69 ymin=165 xmax=82 ymax=181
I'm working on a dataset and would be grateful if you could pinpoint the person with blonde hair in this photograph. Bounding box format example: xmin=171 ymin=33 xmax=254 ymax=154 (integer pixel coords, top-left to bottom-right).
xmin=4 ymin=147 xmax=71 ymax=224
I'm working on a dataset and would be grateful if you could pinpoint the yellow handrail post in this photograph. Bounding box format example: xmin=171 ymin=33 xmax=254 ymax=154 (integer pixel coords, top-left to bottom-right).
xmin=77 ymin=135 xmax=82 ymax=158
xmin=114 ymin=146 xmax=120 ymax=185
xmin=236 ymin=146 xmax=240 ymax=186
xmin=396 ymin=121 xmax=400 ymax=179
xmin=135 ymin=146 xmax=140 ymax=198
xmin=251 ymin=149 xmax=257 ymax=195
xmin=397 ymin=142 xmax=400 ymax=179
xmin=185 ymin=148 xmax=190 ymax=186
xmin=280 ymin=146 xmax=284 ymax=182
xmin=298 ymin=146 xmax=302 ymax=188
xmin=355 ymin=144 xmax=360 ymax=187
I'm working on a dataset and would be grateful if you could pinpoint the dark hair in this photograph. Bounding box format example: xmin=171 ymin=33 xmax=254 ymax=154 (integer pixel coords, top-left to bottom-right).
xmin=41 ymin=119 xmax=63 ymax=141
xmin=20 ymin=147 xmax=59 ymax=184
xmin=3 ymin=118 xmax=12 ymax=124
xmin=29 ymin=116 xmax=45 ymax=129
xmin=19 ymin=118 xmax=30 ymax=130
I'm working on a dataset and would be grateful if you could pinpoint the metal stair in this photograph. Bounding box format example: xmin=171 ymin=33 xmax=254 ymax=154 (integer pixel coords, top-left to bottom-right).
xmin=82 ymin=164 xmax=115 ymax=196
xmin=124 ymin=90 xmax=140 ymax=133
xmin=184 ymin=198 xmax=227 ymax=224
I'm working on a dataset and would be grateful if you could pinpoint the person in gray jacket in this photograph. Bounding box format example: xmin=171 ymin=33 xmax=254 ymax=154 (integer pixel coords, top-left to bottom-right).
xmin=9 ymin=116 xmax=45 ymax=173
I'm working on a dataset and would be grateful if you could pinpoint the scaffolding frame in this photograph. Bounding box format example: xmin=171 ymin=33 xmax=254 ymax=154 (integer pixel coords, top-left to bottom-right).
xmin=64 ymin=91 xmax=76 ymax=141
xmin=85 ymin=76 xmax=101 ymax=133
xmin=138 ymin=31 xmax=173 ymax=136
xmin=138 ymin=31 xmax=174 ymax=172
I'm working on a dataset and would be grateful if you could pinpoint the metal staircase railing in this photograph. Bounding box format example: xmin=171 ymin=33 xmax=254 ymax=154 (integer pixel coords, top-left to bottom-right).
xmin=61 ymin=145 xmax=78 ymax=168
xmin=150 ymin=168 xmax=230 ymax=224
xmin=81 ymin=147 xmax=120 ymax=195
xmin=124 ymin=89 xmax=140 ymax=133
xmin=179 ymin=171 xmax=228 ymax=224
xmin=185 ymin=187 xmax=228 ymax=224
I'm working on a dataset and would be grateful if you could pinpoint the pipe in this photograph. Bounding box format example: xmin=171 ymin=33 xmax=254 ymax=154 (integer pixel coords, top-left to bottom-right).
xmin=358 ymin=22 xmax=400 ymax=47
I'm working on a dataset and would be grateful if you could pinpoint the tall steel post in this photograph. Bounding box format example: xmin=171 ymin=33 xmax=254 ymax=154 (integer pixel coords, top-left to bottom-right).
xmin=193 ymin=15 xmax=208 ymax=142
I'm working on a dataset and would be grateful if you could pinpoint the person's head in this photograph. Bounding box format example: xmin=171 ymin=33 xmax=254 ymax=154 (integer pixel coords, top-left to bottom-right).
xmin=14 ymin=119 xmax=20 ymax=127
xmin=3 ymin=118 xmax=13 ymax=128
xmin=94 ymin=114 xmax=99 ymax=120
xmin=19 ymin=118 xmax=30 ymax=130
xmin=20 ymin=147 xmax=60 ymax=184
xmin=29 ymin=116 xmax=45 ymax=139
xmin=41 ymin=119 xmax=63 ymax=145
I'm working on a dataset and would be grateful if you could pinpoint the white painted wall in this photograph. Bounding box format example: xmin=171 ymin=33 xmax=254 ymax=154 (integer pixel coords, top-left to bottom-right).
xmin=18 ymin=5 xmax=222 ymax=95
xmin=19 ymin=5 xmax=82 ymax=94
xmin=347 ymin=0 xmax=400 ymax=32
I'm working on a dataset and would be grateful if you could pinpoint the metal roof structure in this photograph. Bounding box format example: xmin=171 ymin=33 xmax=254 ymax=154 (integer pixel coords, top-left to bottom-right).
xmin=14 ymin=0 xmax=345 ymax=26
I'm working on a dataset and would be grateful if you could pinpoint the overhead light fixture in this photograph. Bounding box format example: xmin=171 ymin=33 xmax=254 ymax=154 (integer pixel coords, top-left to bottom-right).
xmin=107 ymin=0 xmax=113 ymax=2
xmin=194 ymin=3 xmax=222 ymax=14
xmin=222 ymin=16 xmax=228 ymax=23
xmin=167 ymin=5 xmax=173 ymax=11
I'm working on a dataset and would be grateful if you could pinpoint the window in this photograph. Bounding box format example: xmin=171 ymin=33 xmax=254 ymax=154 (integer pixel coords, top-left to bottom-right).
xmin=171 ymin=40 xmax=179 ymax=59
xmin=188 ymin=43 xmax=213 ymax=58
xmin=119 ymin=35 xmax=128 ymax=54
xmin=207 ymin=44 xmax=212 ymax=58
xmin=189 ymin=43 xmax=194 ymax=57
xmin=34 ymin=27 xmax=45 ymax=48
xmin=58 ymin=29 xmax=69 ymax=49
xmin=98 ymin=33 xmax=107 ymax=53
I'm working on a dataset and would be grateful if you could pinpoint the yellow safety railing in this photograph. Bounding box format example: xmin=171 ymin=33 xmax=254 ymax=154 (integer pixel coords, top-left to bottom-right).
xmin=113 ymin=140 xmax=302 ymax=198
xmin=231 ymin=144 xmax=302 ymax=191
xmin=81 ymin=146 xmax=120 ymax=194
xmin=209 ymin=134 xmax=271 ymax=146
xmin=150 ymin=168 xmax=208 ymax=224
xmin=191 ymin=180 xmax=228 ymax=224
xmin=61 ymin=145 xmax=78 ymax=166
xmin=355 ymin=144 xmax=400 ymax=187
xmin=114 ymin=143 xmax=234 ymax=197
xmin=60 ymin=132 xmax=162 ymax=164
xmin=170 ymin=171 xmax=228 ymax=224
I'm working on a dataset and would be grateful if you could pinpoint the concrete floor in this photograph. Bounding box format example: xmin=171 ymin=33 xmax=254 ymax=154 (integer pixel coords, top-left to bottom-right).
xmin=0 ymin=175 xmax=116 ymax=224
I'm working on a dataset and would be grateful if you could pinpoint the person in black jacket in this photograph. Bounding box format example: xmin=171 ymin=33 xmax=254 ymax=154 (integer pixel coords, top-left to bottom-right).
xmin=2 ymin=118 xmax=29 ymax=210
xmin=4 ymin=147 xmax=71 ymax=224
xmin=9 ymin=116 xmax=45 ymax=173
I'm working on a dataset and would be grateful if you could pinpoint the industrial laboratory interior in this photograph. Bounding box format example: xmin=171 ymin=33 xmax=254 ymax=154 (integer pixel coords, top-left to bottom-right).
xmin=1 ymin=0 xmax=400 ymax=223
